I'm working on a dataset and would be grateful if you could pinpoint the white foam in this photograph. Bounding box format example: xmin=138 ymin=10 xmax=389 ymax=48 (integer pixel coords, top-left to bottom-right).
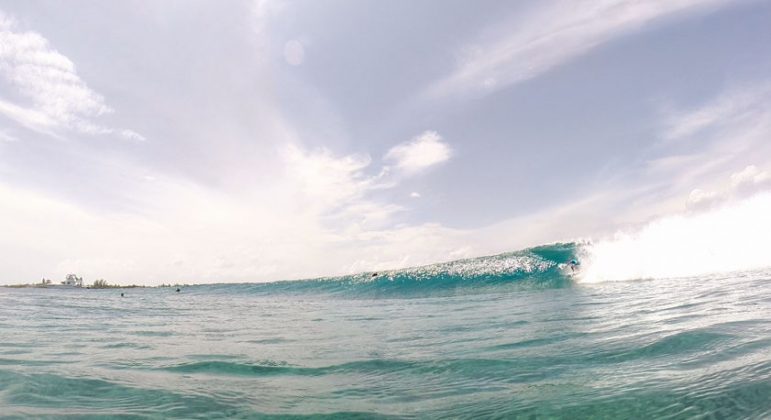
xmin=580 ymin=192 xmax=771 ymax=283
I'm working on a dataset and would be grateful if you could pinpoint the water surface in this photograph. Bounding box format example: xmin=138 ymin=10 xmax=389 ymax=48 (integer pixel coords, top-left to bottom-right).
xmin=1 ymin=246 xmax=769 ymax=418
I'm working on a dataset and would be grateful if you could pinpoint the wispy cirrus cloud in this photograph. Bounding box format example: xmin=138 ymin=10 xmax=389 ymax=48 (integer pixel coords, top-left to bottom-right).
xmin=0 ymin=10 xmax=143 ymax=141
xmin=652 ymin=82 xmax=771 ymax=171
xmin=426 ymin=0 xmax=739 ymax=100
xmin=0 ymin=129 xmax=18 ymax=142
xmin=662 ymin=82 xmax=771 ymax=141
xmin=640 ymin=81 xmax=771 ymax=212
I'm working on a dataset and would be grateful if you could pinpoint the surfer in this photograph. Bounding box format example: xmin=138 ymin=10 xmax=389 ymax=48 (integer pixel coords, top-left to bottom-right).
xmin=569 ymin=259 xmax=580 ymax=272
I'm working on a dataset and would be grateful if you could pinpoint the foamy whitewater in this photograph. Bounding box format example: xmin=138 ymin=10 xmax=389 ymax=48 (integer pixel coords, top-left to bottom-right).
xmin=1 ymin=195 xmax=770 ymax=418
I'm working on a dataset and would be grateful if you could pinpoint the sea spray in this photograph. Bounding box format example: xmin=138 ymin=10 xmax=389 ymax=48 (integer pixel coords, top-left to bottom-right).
xmin=581 ymin=191 xmax=771 ymax=282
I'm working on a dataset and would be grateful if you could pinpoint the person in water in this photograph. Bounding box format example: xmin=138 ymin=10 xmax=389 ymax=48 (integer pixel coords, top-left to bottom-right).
xmin=569 ymin=259 xmax=580 ymax=272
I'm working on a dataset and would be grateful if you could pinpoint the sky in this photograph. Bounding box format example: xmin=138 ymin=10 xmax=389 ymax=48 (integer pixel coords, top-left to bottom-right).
xmin=1 ymin=0 xmax=770 ymax=285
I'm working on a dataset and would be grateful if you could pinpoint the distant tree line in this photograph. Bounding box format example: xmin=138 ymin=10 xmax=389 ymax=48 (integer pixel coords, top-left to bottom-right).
xmin=88 ymin=279 xmax=145 ymax=289
xmin=4 ymin=277 xmax=147 ymax=289
xmin=92 ymin=279 xmax=107 ymax=288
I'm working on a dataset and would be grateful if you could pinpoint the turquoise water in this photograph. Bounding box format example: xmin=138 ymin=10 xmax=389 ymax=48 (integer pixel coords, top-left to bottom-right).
xmin=1 ymin=244 xmax=770 ymax=418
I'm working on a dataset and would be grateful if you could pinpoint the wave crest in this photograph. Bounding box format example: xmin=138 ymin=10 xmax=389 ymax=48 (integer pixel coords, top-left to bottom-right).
xmin=201 ymin=243 xmax=579 ymax=298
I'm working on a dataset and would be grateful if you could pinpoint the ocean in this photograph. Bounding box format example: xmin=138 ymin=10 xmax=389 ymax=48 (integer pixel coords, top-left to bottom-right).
xmin=1 ymin=242 xmax=770 ymax=419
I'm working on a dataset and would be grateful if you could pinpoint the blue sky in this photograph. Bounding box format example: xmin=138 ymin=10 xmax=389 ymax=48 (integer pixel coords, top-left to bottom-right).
xmin=1 ymin=0 xmax=770 ymax=285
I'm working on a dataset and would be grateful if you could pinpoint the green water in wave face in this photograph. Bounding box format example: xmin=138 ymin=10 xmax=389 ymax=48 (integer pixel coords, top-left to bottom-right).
xmin=1 ymin=271 xmax=770 ymax=418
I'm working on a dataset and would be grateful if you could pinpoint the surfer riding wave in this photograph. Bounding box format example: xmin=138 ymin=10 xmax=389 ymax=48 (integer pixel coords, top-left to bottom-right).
xmin=569 ymin=259 xmax=580 ymax=272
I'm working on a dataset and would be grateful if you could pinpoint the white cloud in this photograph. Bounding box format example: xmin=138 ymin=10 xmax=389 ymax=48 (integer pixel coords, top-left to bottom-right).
xmin=731 ymin=165 xmax=771 ymax=189
xmin=0 ymin=9 xmax=142 ymax=140
xmin=385 ymin=131 xmax=452 ymax=175
xmin=118 ymin=129 xmax=147 ymax=142
xmin=686 ymin=188 xmax=720 ymax=210
xmin=282 ymin=143 xmax=403 ymax=229
xmin=283 ymin=144 xmax=375 ymax=205
xmin=683 ymin=165 xmax=771 ymax=211
xmin=426 ymin=0 xmax=736 ymax=99
xmin=410 ymin=192 xmax=421 ymax=198
xmin=282 ymin=131 xmax=455 ymax=227
xmin=0 ymin=99 xmax=59 ymax=137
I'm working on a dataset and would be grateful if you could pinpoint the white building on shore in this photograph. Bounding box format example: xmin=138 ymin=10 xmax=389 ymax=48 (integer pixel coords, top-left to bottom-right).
xmin=62 ymin=274 xmax=83 ymax=287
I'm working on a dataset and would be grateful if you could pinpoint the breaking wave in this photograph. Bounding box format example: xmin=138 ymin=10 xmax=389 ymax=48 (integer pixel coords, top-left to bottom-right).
xmin=199 ymin=242 xmax=580 ymax=298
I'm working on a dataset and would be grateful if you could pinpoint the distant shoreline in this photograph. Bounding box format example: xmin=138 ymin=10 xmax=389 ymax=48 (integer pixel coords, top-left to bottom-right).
xmin=3 ymin=284 xmax=186 ymax=289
